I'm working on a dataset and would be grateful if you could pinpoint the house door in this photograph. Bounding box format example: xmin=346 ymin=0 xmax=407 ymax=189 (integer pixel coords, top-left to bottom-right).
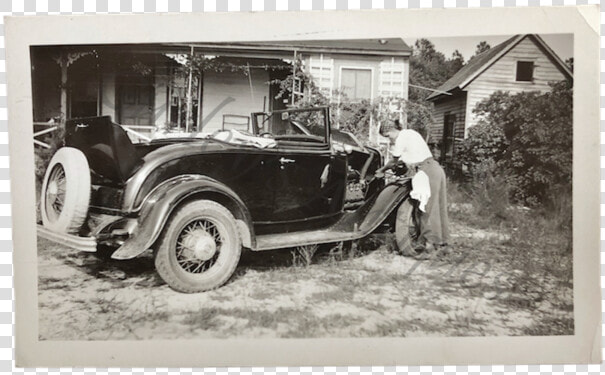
xmin=118 ymin=78 xmax=155 ymax=125
xmin=442 ymin=112 xmax=456 ymax=163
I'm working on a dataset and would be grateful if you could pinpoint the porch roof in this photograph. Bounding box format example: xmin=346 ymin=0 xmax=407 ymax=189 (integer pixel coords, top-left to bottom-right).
xmin=42 ymin=38 xmax=412 ymax=59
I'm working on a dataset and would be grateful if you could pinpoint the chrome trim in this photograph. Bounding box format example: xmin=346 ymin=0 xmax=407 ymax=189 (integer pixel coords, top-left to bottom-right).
xmin=37 ymin=225 xmax=97 ymax=253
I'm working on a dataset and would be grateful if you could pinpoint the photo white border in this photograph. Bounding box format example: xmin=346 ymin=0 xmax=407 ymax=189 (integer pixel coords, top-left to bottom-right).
xmin=5 ymin=5 xmax=600 ymax=367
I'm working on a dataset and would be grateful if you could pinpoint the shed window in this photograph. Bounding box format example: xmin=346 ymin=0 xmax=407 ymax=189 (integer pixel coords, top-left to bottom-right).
xmin=516 ymin=61 xmax=534 ymax=82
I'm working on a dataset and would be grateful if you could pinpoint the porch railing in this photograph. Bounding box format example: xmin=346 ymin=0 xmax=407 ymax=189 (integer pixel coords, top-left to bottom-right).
xmin=120 ymin=125 xmax=155 ymax=143
xmin=33 ymin=122 xmax=57 ymax=149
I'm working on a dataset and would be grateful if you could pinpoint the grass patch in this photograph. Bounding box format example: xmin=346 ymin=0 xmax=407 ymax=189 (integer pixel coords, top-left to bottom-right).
xmin=181 ymin=307 xmax=222 ymax=330
xmin=523 ymin=315 xmax=574 ymax=336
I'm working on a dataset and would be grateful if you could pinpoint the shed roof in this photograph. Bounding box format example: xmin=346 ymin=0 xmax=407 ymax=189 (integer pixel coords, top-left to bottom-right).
xmin=426 ymin=34 xmax=572 ymax=101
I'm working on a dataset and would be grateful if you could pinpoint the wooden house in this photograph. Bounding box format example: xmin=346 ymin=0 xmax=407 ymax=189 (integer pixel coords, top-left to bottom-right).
xmin=31 ymin=39 xmax=410 ymax=142
xmin=426 ymin=34 xmax=573 ymax=163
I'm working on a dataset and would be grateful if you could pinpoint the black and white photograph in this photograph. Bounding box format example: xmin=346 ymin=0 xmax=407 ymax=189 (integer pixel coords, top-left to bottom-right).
xmin=6 ymin=6 xmax=600 ymax=367
xmin=31 ymin=32 xmax=575 ymax=340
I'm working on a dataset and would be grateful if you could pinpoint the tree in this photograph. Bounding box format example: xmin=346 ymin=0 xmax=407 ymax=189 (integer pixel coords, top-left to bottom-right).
xmin=448 ymin=50 xmax=465 ymax=74
xmin=408 ymin=39 xmax=467 ymax=102
xmin=565 ymin=57 xmax=574 ymax=73
xmin=475 ymin=41 xmax=491 ymax=56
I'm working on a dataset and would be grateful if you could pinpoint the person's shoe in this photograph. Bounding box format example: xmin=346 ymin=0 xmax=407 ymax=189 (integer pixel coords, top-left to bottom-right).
xmin=413 ymin=250 xmax=434 ymax=261
xmin=412 ymin=242 xmax=436 ymax=261
xmin=437 ymin=243 xmax=452 ymax=255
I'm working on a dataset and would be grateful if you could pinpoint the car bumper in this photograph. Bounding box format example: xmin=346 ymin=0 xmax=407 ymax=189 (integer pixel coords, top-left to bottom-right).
xmin=37 ymin=225 xmax=97 ymax=253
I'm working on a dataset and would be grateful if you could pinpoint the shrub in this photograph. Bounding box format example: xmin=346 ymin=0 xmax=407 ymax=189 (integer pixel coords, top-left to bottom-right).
xmin=455 ymin=118 xmax=508 ymax=180
xmin=35 ymin=124 xmax=65 ymax=190
xmin=456 ymin=80 xmax=572 ymax=206
xmin=34 ymin=124 xmax=65 ymax=222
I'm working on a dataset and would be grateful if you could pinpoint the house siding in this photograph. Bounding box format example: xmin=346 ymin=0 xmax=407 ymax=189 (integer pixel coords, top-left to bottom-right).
xmin=153 ymin=64 xmax=169 ymax=127
xmin=464 ymin=36 xmax=568 ymax=131
xmin=430 ymin=92 xmax=466 ymax=144
xmin=304 ymin=54 xmax=409 ymax=100
xmin=200 ymin=68 xmax=271 ymax=133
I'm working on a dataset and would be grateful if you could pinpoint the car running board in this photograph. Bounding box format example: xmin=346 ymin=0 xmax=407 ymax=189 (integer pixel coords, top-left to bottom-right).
xmin=253 ymin=182 xmax=410 ymax=251
xmin=37 ymin=225 xmax=97 ymax=253
xmin=254 ymin=228 xmax=368 ymax=250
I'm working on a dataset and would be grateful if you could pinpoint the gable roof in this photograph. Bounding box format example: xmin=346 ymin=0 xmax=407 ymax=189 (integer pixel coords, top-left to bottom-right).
xmin=426 ymin=34 xmax=573 ymax=101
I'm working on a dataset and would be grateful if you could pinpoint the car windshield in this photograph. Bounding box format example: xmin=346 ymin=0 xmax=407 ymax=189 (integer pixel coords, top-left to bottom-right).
xmin=252 ymin=108 xmax=328 ymax=143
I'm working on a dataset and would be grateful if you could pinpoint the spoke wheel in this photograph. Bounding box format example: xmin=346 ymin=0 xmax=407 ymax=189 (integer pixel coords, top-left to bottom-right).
xmin=45 ymin=164 xmax=67 ymax=222
xmin=175 ymin=219 xmax=223 ymax=274
xmin=154 ymin=200 xmax=242 ymax=293
xmin=40 ymin=147 xmax=91 ymax=233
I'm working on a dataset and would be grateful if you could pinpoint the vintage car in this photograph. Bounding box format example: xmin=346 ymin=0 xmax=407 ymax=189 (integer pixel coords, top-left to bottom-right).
xmin=39 ymin=107 xmax=418 ymax=293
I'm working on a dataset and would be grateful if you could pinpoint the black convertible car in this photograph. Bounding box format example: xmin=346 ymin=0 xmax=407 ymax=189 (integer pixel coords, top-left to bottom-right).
xmin=39 ymin=107 xmax=417 ymax=292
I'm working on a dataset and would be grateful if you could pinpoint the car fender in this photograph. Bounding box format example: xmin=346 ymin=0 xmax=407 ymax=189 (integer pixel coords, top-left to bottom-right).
xmin=358 ymin=179 xmax=412 ymax=233
xmin=111 ymin=174 xmax=254 ymax=260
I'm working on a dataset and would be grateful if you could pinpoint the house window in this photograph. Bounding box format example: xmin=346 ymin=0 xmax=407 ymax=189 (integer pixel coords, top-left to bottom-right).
xmin=340 ymin=68 xmax=372 ymax=101
xmin=516 ymin=61 xmax=534 ymax=82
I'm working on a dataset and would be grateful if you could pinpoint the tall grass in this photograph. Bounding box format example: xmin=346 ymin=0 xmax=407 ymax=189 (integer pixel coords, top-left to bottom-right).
xmin=448 ymin=170 xmax=573 ymax=318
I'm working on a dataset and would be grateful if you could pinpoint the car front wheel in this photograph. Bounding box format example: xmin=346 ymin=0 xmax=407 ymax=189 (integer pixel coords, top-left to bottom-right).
xmin=394 ymin=199 xmax=423 ymax=257
xmin=154 ymin=200 xmax=242 ymax=293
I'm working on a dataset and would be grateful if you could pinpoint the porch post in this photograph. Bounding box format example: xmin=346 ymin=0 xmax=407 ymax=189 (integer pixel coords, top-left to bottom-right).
xmin=185 ymin=46 xmax=194 ymax=133
xmin=60 ymin=53 xmax=68 ymax=124
xmin=369 ymin=112 xmax=376 ymax=145
xmin=291 ymin=50 xmax=297 ymax=105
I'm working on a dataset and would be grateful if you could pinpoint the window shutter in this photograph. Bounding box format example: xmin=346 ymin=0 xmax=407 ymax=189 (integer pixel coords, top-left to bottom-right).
xmin=379 ymin=58 xmax=406 ymax=98
xmin=308 ymin=54 xmax=334 ymax=99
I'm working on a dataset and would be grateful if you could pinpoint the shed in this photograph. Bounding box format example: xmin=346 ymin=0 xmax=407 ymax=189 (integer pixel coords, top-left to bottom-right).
xmin=426 ymin=34 xmax=572 ymax=163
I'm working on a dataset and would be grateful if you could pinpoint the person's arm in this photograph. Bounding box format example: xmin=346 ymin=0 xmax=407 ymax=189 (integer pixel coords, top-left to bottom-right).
xmin=375 ymin=156 xmax=400 ymax=177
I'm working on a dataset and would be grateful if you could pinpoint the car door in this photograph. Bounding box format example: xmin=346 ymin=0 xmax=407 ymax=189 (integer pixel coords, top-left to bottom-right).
xmin=250 ymin=107 xmax=347 ymax=224
xmin=265 ymin=146 xmax=346 ymax=223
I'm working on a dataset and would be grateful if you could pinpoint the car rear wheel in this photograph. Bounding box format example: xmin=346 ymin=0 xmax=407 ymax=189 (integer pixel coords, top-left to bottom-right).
xmin=394 ymin=199 xmax=422 ymax=257
xmin=40 ymin=147 xmax=91 ymax=234
xmin=154 ymin=200 xmax=242 ymax=293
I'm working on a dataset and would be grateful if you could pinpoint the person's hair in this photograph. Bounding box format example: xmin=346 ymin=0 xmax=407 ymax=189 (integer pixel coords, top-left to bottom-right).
xmin=379 ymin=119 xmax=403 ymax=137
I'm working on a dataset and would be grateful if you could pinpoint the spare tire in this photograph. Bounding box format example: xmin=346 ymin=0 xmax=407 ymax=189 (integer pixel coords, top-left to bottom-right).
xmin=40 ymin=147 xmax=91 ymax=234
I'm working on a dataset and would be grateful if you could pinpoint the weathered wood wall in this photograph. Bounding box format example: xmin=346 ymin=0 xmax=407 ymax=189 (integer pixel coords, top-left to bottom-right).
xmin=430 ymin=92 xmax=466 ymax=145
xmin=464 ymin=36 xmax=568 ymax=132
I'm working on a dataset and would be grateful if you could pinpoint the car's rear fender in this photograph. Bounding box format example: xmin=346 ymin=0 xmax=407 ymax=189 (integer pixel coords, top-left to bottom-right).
xmin=111 ymin=174 xmax=254 ymax=260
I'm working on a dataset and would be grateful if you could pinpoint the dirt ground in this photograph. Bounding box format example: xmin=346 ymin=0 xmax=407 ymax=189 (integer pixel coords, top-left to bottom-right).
xmin=37 ymin=212 xmax=573 ymax=340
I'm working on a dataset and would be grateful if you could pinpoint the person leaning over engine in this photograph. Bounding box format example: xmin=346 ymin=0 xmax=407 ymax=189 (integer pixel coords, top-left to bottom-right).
xmin=375 ymin=120 xmax=450 ymax=258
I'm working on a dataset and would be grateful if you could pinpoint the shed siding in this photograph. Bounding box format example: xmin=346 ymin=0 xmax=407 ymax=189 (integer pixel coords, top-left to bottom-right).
xmin=200 ymin=68 xmax=271 ymax=133
xmin=464 ymin=37 xmax=568 ymax=131
xmin=430 ymin=93 xmax=466 ymax=144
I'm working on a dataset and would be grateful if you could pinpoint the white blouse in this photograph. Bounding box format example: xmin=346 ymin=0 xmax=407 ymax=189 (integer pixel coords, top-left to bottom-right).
xmin=390 ymin=129 xmax=433 ymax=165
